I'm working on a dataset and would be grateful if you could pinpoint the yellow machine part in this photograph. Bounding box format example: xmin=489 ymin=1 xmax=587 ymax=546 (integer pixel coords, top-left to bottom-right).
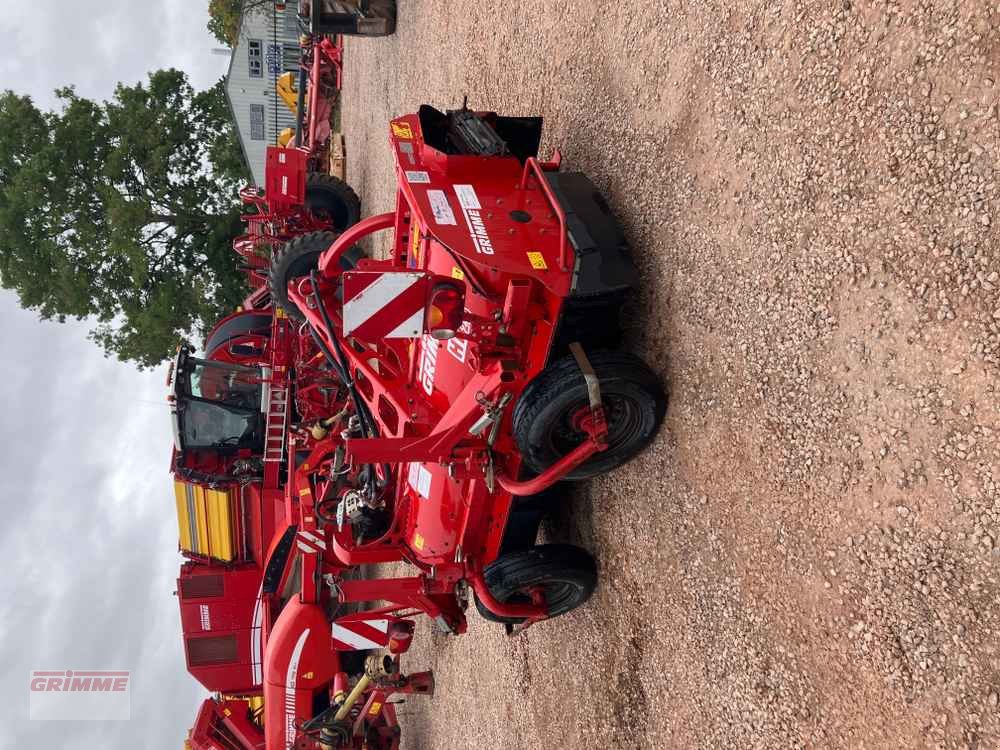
xmin=174 ymin=481 xmax=235 ymax=561
xmin=276 ymin=72 xmax=298 ymax=116
xmin=220 ymin=695 xmax=265 ymax=727
xmin=278 ymin=127 xmax=296 ymax=147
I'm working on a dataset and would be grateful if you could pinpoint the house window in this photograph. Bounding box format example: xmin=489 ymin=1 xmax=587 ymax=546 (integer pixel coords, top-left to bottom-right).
xmin=249 ymin=104 xmax=265 ymax=141
xmin=248 ymin=39 xmax=263 ymax=78
xmin=283 ymin=43 xmax=300 ymax=74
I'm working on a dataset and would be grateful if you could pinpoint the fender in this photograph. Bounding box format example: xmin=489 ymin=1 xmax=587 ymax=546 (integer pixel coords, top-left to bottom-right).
xmin=263 ymin=598 xmax=341 ymax=750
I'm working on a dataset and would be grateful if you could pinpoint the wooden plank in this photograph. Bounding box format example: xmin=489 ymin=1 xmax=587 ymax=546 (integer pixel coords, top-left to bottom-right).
xmin=328 ymin=132 xmax=346 ymax=179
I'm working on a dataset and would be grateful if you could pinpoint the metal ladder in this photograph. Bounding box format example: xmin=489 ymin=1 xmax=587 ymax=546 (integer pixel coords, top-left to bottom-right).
xmin=263 ymin=384 xmax=289 ymax=464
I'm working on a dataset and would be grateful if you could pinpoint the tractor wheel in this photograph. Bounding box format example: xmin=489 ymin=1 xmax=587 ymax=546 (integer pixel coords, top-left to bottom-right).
xmin=474 ymin=544 xmax=597 ymax=625
xmin=513 ymin=350 xmax=667 ymax=481
xmin=269 ymin=231 xmax=364 ymax=320
xmin=304 ymin=173 xmax=361 ymax=232
xmin=354 ymin=0 xmax=396 ymax=36
xmin=304 ymin=0 xmax=397 ymax=37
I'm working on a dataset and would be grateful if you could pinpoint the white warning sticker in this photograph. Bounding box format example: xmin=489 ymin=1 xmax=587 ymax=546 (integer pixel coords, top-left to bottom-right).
xmin=427 ymin=189 xmax=457 ymax=225
xmin=398 ymin=141 xmax=416 ymax=164
xmin=454 ymin=184 xmax=493 ymax=255
xmin=405 ymin=170 xmax=431 ymax=184
xmin=407 ymin=463 xmax=433 ymax=499
xmin=454 ymin=184 xmax=481 ymax=210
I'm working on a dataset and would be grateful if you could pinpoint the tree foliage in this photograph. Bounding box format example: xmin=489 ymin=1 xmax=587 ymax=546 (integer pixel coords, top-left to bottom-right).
xmin=0 ymin=70 xmax=251 ymax=368
xmin=208 ymin=0 xmax=275 ymax=46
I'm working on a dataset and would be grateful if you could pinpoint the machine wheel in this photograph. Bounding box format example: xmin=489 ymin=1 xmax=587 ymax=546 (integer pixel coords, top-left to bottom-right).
xmin=474 ymin=544 xmax=597 ymax=624
xmin=354 ymin=0 xmax=397 ymax=36
xmin=513 ymin=350 xmax=667 ymax=480
xmin=269 ymin=231 xmax=364 ymax=320
xmin=304 ymin=173 xmax=361 ymax=232
xmin=304 ymin=1 xmax=397 ymax=37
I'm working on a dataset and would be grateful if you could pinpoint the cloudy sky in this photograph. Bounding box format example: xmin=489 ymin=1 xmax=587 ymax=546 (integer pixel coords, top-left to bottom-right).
xmin=0 ymin=2 xmax=229 ymax=747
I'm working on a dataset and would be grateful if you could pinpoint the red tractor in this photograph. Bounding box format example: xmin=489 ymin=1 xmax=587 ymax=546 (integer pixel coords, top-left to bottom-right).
xmin=169 ymin=291 xmax=434 ymax=749
xmin=265 ymin=103 xmax=668 ymax=636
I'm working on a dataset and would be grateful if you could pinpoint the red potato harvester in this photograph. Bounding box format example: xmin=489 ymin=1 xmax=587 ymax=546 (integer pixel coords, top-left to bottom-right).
xmin=270 ymin=103 xmax=668 ymax=635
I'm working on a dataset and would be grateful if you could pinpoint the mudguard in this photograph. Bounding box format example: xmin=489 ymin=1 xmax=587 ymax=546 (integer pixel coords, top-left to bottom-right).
xmin=264 ymin=598 xmax=341 ymax=750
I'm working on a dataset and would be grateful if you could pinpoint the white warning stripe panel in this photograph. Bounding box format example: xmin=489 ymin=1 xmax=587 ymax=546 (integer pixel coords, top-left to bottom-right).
xmin=385 ymin=308 xmax=424 ymax=339
xmin=299 ymin=530 xmax=327 ymax=549
xmin=343 ymin=273 xmax=423 ymax=335
xmin=332 ymin=624 xmax=383 ymax=651
xmin=366 ymin=619 xmax=390 ymax=633
xmin=251 ymin=585 xmax=263 ymax=686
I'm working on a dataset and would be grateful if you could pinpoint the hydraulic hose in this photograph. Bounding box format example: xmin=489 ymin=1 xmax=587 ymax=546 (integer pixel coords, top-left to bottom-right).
xmin=307 ymin=271 xmax=391 ymax=486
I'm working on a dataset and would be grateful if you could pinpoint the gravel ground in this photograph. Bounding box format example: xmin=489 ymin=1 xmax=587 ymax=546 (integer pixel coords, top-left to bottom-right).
xmin=339 ymin=1 xmax=1000 ymax=747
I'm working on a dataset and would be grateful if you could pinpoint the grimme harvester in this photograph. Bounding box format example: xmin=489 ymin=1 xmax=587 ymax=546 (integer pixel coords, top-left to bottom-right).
xmin=268 ymin=103 xmax=667 ymax=634
xmin=170 ymin=102 xmax=665 ymax=749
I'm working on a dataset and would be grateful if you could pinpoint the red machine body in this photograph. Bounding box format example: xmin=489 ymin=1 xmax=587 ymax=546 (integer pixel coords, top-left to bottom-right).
xmin=271 ymin=104 xmax=665 ymax=637
xmin=171 ymin=263 xmax=434 ymax=750
xmin=186 ymin=696 xmax=265 ymax=750
xmin=173 ymin=100 xmax=662 ymax=749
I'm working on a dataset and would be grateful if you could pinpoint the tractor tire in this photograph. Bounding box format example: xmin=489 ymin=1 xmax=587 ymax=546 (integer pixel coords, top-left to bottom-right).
xmin=513 ymin=350 xmax=667 ymax=481
xmin=474 ymin=544 xmax=597 ymax=625
xmin=304 ymin=173 xmax=361 ymax=232
xmin=269 ymin=231 xmax=364 ymax=320
xmin=303 ymin=1 xmax=397 ymax=37
xmin=354 ymin=0 xmax=396 ymax=36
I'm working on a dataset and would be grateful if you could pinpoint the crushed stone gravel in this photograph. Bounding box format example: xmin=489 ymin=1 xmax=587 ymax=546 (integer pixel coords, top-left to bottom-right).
xmin=339 ymin=1 xmax=1000 ymax=747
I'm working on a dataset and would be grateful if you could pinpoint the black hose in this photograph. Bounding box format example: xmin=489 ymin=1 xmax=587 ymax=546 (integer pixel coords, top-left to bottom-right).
xmin=309 ymin=272 xmax=379 ymax=439
xmin=307 ymin=272 xmax=391 ymax=486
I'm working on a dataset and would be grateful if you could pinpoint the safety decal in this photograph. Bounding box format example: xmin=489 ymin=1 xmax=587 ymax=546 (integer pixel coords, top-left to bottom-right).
xmin=398 ymin=141 xmax=416 ymax=164
xmin=408 ymin=462 xmax=432 ymax=499
xmin=427 ymin=189 xmax=457 ymax=225
xmin=454 ymin=184 xmax=495 ymax=255
xmin=405 ymin=170 xmax=430 ymax=184
xmin=391 ymin=121 xmax=413 ymax=139
xmin=526 ymin=251 xmax=548 ymax=270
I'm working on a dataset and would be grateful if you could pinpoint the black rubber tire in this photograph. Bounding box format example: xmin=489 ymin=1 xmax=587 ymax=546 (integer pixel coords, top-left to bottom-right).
xmin=513 ymin=350 xmax=667 ymax=480
xmin=306 ymin=0 xmax=397 ymax=37
xmin=474 ymin=544 xmax=597 ymax=625
xmin=269 ymin=231 xmax=364 ymax=320
xmin=355 ymin=0 xmax=396 ymax=36
xmin=304 ymin=173 xmax=361 ymax=232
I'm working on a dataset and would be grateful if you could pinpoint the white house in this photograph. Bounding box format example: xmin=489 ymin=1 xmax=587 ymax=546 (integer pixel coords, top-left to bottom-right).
xmin=225 ymin=6 xmax=303 ymax=186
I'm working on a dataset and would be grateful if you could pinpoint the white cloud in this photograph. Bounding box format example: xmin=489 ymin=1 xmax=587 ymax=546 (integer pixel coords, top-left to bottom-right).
xmin=0 ymin=2 xmax=234 ymax=747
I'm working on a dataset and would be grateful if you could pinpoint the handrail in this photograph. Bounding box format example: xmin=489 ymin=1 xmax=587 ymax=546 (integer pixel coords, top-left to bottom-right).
xmin=518 ymin=153 xmax=570 ymax=271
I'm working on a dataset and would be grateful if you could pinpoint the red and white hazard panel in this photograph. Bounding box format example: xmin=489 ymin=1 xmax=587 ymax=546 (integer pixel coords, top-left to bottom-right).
xmin=296 ymin=529 xmax=327 ymax=555
xmin=342 ymin=271 xmax=430 ymax=340
xmin=331 ymin=618 xmax=391 ymax=651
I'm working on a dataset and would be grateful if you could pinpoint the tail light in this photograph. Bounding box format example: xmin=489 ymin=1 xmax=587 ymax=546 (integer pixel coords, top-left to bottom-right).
xmin=386 ymin=620 xmax=415 ymax=655
xmin=425 ymin=282 xmax=465 ymax=340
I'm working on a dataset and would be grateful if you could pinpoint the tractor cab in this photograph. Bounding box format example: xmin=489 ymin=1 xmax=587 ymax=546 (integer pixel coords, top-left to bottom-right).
xmin=170 ymin=345 xmax=265 ymax=463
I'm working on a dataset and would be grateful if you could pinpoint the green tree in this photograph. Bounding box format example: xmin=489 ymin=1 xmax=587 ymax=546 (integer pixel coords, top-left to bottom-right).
xmin=208 ymin=0 xmax=275 ymax=46
xmin=0 ymin=70 xmax=251 ymax=368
